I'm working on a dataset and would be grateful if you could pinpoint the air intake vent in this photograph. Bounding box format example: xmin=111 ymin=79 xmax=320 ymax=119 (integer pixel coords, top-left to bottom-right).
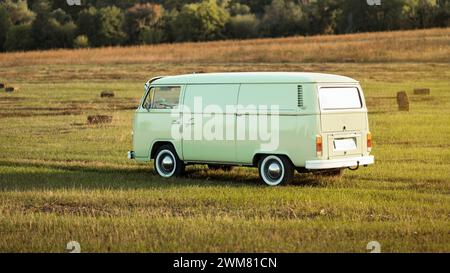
xmin=297 ymin=85 xmax=304 ymax=107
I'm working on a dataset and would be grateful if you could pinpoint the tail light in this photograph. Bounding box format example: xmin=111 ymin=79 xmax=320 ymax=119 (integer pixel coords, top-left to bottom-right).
xmin=316 ymin=135 xmax=323 ymax=157
xmin=367 ymin=132 xmax=372 ymax=152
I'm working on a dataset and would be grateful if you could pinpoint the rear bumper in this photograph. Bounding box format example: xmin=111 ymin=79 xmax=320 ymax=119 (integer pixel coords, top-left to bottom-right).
xmin=127 ymin=151 xmax=135 ymax=160
xmin=305 ymin=155 xmax=374 ymax=170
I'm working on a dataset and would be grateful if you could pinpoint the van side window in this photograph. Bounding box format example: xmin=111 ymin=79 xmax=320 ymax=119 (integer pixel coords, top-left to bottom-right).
xmin=144 ymin=86 xmax=181 ymax=110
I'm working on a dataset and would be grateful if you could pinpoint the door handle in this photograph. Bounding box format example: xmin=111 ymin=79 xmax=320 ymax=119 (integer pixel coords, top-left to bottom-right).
xmin=184 ymin=118 xmax=195 ymax=126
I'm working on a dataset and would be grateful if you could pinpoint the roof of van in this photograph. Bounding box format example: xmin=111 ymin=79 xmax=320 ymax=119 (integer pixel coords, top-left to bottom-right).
xmin=151 ymin=72 xmax=358 ymax=85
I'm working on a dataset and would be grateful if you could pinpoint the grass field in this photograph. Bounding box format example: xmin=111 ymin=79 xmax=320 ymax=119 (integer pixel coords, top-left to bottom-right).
xmin=0 ymin=28 xmax=449 ymax=252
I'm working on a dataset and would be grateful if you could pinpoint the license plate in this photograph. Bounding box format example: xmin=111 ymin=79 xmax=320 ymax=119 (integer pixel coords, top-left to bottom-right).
xmin=333 ymin=138 xmax=357 ymax=151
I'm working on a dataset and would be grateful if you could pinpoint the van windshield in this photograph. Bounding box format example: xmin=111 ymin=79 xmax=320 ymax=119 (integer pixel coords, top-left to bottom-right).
xmin=319 ymin=87 xmax=362 ymax=110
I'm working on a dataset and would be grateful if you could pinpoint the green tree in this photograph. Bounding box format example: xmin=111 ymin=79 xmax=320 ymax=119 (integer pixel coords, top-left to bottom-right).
xmin=77 ymin=6 xmax=126 ymax=47
xmin=124 ymin=3 xmax=165 ymax=44
xmin=0 ymin=0 xmax=35 ymax=25
xmin=260 ymin=0 xmax=307 ymax=37
xmin=434 ymin=0 xmax=450 ymax=27
xmin=228 ymin=2 xmax=251 ymax=16
xmin=402 ymin=0 xmax=443 ymax=28
xmin=96 ymin=6 xmax=127 ymax=46
xmin=4 ymin=24 xmax=33 ymax=51
xmin=31 ymin=3 xmax=76 ymax=49
xmin=338 ymin=0 xmax=404 ymax=33
xmin=76 ymin=7 xmax=100 ymax=44
xmin=306 ymin=0 xmax=341 ymax=35
xmin=172 ymin=0 xmax=230 ymax=41
xmin=0 ymin=6 xmax=12 ymax=51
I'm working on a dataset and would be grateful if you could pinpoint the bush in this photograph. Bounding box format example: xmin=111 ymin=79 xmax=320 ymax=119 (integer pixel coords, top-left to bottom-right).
xmin=4 ymin=24 xmax=33 ymax=51
xmin=74 ymin=35 xmax=89 ymax=48
xmin=139 ymin=27 xmax=166 ymax=44
xmin=226 ymin=14 xmax=259 ymax=39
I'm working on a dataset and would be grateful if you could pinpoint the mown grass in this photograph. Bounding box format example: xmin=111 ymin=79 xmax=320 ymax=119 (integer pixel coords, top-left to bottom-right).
xmin=0 ymin=29 xmax=449 ymax=252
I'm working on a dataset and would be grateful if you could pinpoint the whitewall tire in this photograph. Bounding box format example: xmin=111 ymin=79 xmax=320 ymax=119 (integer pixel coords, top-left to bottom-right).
xmin=154 ymin=145 xmax=184 ymax=178
xmin=258 ymin=155 xmax=294 ymax=186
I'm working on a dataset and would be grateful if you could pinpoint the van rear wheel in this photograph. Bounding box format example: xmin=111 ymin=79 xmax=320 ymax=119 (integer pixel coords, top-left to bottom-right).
xmin=258 ymin=155 xmax=294 ymax=186
xmin=154 ymin=145 xmax=185 ymax=178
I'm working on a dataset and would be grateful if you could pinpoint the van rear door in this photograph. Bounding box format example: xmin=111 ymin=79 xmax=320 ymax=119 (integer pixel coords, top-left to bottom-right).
xmin=318 ymin=86 xmax=368 ymax=158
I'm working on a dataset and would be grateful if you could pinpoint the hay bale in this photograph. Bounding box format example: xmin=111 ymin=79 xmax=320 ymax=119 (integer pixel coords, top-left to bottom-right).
xmin=87 ymin=115 xmax=112 ymax=124
xmin=0 ymin=82 xmax=6 ymax=89
xmin=5 ymin=86 xmax=16 ymax=93
xmin=413 ymin=88 xmax=430 ymax=95
xmin=396 ymin=91 xmax=409 ymax=111
xmin=100 ymin=90 xmax=115 ymax=98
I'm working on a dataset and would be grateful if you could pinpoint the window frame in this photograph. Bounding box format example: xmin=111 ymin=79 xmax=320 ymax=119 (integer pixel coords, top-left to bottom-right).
xmin=141 ymin=85 xmax=182 ymax=111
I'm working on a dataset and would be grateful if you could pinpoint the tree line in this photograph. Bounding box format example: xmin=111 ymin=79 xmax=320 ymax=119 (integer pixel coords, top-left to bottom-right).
xmin=0 ymin=0 xmax=449 ymax=52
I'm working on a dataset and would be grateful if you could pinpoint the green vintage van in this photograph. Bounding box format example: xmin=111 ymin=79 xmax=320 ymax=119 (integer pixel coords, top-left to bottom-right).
xmin=128 ymin=72 xmax=374 ymax=186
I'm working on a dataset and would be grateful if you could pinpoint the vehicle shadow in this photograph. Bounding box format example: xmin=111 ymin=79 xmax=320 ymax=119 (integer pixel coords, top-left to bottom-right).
xmin=0 ymin=160 xmax=328 ymax=191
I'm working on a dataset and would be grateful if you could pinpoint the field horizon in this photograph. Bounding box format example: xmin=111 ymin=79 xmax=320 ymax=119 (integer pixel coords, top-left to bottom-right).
xmin=0 ymin=28 xmax=449 ymax=252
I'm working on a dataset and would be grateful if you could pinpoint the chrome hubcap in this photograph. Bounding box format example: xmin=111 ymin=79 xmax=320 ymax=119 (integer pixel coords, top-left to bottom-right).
xmin=161 ymin=155 xmax=174 ymax=172
xmin=267 ymin=162 xmax=281 ymax=179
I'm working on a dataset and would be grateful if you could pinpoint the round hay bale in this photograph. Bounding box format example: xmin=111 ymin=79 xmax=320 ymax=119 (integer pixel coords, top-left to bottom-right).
xmin=5 ymin=86 xmax=16 ymax=93
xmin=87 ymin=115 xmax=112 ymax=124
xmin=396 ymin=91 xmax=409 ymax=111
xmin=100 ymin=90 xmax=115 ymax=98
xmin=413 ymin=88 xmax=430 ymax=95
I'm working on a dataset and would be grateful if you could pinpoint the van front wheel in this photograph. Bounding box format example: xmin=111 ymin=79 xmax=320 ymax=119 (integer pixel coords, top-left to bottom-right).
xmin=258 ymin=155 xmax=294 ymax=186
xmin=154 ymin=145 xmax=185 ymax=178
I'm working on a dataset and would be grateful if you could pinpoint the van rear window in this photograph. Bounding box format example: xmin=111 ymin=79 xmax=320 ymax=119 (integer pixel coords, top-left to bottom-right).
xmin=319 ymin=87 xmax=362 ymax=110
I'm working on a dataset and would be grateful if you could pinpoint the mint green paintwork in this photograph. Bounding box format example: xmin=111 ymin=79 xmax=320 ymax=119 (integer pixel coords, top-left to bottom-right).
xmin=132 ymin=72 xmax=371 ymax=167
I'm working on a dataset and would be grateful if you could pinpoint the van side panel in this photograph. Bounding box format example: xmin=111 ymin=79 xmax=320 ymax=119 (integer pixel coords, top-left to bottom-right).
xmin=235 ymin=83 xmax=320 ymax=166
xmin=182 ymin=84 xmax=240 ymax=162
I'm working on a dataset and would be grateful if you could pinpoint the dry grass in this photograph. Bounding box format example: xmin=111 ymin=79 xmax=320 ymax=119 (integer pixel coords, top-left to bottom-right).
xmin=0 ymin=28 xmax=449 ymax=67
